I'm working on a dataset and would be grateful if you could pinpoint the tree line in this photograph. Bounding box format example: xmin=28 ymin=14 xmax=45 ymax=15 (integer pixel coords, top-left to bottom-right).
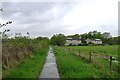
xmin=50 ymin=31 xmax=120 ymax=46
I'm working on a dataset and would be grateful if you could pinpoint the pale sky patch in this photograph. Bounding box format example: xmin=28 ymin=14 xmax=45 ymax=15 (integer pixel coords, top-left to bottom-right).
xmin=0 ymin=0 xmax=119 ymax=38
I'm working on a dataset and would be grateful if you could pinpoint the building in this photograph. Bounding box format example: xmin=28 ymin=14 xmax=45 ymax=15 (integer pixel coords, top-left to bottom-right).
xmin=65 ymin=37 xmax=82 ymax=46
xmin=86 ymin=39 xmax=102 ymax=45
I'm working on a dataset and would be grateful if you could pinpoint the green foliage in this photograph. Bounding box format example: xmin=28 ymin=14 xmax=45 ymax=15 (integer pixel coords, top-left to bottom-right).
xmin=2 ymin=31 xmax=49 ymax=70
xmin=80 ymin=31 xmax=119 ymax=45
xmin=80 ymin=31 xmax=104 ymax=44
xmin=50 ymin=34 xmax=66 ymax=46
xmin=50 ymin=30 xmax=119 ymax=46
xmin=2 ymin=32 xmax=50 ymax=78
xmin=67 ymin=34 xmax=80 ymax=39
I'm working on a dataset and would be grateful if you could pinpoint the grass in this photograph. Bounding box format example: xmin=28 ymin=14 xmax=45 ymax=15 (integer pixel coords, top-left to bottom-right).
xmin=65 ymin=45 xmax=118 ymax=57
xmin=64 ymin=45 xmax=119 ymax=74
xmin=2 ymin=47 xmax=49 ymax=80
xmin=53 ymin=46 xmax=118 ymax=78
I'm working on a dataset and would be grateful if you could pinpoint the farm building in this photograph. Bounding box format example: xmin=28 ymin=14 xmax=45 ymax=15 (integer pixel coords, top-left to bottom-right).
xmin=85 ymin=39 xmax=102 ymax=45
xmin=65 ymin=37 xmax=82 ymax=46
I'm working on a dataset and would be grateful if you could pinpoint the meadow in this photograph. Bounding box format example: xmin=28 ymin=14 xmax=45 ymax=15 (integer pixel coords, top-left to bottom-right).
xmin=53 ymin=45 xmax=119 ymax=78
xmin=65 ymin=45 xmax=118 ymax=57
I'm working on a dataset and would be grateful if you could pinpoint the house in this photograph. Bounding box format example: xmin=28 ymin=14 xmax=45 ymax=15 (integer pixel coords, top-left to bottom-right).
xmin=65 ymin=37 xmax=82 ymax=46
xmin=85 ymin=39 xmax=102 ymax=45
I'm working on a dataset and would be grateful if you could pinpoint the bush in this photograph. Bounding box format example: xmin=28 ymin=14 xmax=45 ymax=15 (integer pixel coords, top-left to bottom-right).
xmin=2 ymin=37 xmax=49 ymax=70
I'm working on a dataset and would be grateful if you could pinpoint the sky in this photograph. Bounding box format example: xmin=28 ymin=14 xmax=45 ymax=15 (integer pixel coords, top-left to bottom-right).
xmin=0 ymin=0 xmax=119 ymax=38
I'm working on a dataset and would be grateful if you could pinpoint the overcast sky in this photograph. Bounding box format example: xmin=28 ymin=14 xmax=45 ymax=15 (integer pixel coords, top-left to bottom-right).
xmin=0 ymin=0 xmax=119 ymax=38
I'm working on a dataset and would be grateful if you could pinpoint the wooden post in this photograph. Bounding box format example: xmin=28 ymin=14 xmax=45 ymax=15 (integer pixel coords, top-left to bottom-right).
xmin=79 ymin=50 xmax=80 ymax=56
xmin=89 ymin=52 xmax=92 ymax=62
xmin=110 ymin=56 xmax=112 ymax=71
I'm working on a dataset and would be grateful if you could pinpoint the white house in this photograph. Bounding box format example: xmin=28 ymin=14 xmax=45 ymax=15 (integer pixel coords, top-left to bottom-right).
xmin=86 ymin=39 xmax=102 ymax=45
xmin=65 ymin=37 xmax=82 ymax=46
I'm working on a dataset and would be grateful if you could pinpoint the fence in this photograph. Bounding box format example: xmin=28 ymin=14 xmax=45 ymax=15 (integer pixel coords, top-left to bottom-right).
xmin=62 ymin=47 xmax=118 ymax=71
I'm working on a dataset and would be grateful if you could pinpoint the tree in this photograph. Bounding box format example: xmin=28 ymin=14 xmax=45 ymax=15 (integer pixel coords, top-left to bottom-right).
xmin=81 ymin=33 xmax=88 ymax=44
xmin=50 ymin=34 xmax=66 ymax=46
xmin=50 ymin=35 xmax=57 ymax=45
xmin=67 ymin=34 xmax=80 ymax=39
xmin=72 ymin=34 xmax=80 ymax=39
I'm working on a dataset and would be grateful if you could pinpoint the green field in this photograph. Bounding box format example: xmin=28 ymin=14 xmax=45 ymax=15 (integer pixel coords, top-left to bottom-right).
xmin=53 ymin=45 xmax=119 ymax=78
xmin=65 ymin=45 xmax=118 ymax=57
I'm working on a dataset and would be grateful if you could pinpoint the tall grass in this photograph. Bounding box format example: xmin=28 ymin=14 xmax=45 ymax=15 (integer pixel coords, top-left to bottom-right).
xmin=3 ymin=47 xmax=49 ymax=79
xmin=53 ymin=46 xmax=118 ymax=78
xmin=2 ymin=37 xmax=49 ymax=69
xmin=2 ymin=36 xmax=50 ymax=79
xmin=64 ymin=46 xmax=119 ymax=73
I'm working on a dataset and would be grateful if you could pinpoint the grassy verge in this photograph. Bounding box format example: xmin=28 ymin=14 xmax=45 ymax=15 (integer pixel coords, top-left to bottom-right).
xmin=2 ymin=47 xmax=49 ymax=79
xmin=53 ymin=46 xmax=118 ymax=78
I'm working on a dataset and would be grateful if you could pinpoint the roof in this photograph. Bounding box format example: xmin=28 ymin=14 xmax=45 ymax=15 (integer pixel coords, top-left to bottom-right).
xmin=66 ymin=37 xmax=73 ymax=40
xmin=86 ymin=38 xmax=102 ymax=41
xmin=66 ymin=37 xmax=81 ymax=40
xmin=95 ymin=39 xmax=101 ymax=41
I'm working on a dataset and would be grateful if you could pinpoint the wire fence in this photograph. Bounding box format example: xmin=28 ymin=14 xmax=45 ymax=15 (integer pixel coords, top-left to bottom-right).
xmin=58 ymin=47 xmax=118 ymax=72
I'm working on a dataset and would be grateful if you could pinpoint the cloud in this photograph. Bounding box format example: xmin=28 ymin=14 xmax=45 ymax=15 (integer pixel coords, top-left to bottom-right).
xmin=0 ymin=0 xmax=119 ymax=38
xmin=1 ymin=2 xmax=76 ymax=37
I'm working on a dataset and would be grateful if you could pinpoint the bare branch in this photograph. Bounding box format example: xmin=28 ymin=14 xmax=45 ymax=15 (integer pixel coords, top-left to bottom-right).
xmin=0 ymin=21 xmax=12 ymax=28
xmin=0 ymin=7 xmax=3 ymax=12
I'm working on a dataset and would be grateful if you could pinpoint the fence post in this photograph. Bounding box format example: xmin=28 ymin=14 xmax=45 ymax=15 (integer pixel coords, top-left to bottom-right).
xmin=73 ymin=49 xmax=74 ymax=52
xmin=79 ymin=50 xmax=80 ymax=56
xmin=109 ymin=56 xmax=112 ymax=71
xmin=89 ymin=52 xmax=92 ymax=62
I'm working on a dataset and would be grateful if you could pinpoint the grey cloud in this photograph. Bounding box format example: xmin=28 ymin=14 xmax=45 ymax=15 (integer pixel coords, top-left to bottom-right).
xmin=2 ymin=2 xmax=75 ymax=18
xmin=2 ymin=2 xmax=76 ymax=25
xmin=2 ymin=2 xmax=117 ymax=38
xmin=2 ymin=2 xmax=56 ymax=18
